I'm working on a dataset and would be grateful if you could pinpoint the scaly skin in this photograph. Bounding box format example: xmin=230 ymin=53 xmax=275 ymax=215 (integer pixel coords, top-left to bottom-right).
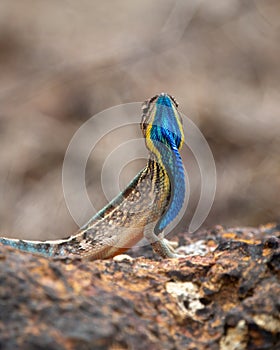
xmin=0 ymin=93 xmax=185 ymax=260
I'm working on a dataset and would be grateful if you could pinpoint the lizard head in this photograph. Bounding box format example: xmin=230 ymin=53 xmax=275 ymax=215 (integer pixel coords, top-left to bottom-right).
xmin=141 ymin=93 xmax=184 ymax=152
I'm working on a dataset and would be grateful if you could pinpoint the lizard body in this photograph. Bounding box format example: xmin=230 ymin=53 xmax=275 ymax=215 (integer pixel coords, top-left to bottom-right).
xmin=0 ymin=93 xmax=185 ymax=259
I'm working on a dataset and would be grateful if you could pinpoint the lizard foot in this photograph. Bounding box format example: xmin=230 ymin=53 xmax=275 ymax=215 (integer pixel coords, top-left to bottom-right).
xmin=151 ymin=239 xmax=185 ymax=259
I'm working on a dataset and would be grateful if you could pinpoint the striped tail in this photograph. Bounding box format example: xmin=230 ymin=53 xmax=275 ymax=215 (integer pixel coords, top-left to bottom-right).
xmin=0 ymin=237 xmax=55 ymax=257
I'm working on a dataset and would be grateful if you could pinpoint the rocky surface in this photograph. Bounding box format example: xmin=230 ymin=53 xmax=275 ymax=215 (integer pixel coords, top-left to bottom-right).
xmin=0 ymin=223 xmax=279 ymax=350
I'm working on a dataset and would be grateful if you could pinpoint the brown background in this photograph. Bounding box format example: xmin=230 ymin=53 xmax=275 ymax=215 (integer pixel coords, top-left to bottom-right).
xmin=0 ymin=1 xmax=279 ymax=240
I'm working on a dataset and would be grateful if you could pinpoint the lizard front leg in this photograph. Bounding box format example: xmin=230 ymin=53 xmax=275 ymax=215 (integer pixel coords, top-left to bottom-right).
xmin=144 ymin=223 xmax=183 ymax=258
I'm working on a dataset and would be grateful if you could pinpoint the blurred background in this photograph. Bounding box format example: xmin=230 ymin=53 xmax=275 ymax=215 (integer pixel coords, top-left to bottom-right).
xmin=0 ymin=0 xmax=279 ymax=240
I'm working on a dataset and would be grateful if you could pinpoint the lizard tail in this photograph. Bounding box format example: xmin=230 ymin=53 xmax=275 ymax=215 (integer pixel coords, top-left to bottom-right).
xmin=0 ymin=237 xmax=55 ymax=257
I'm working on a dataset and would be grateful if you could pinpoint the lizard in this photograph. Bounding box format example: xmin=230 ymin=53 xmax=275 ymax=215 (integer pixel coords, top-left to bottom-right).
xmin=0 ymin=93 xmax=186 ymax=260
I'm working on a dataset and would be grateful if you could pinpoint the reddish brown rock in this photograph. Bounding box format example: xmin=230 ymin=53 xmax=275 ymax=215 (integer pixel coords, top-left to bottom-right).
xmin=0 ymin=223 xmax=279 ymax=350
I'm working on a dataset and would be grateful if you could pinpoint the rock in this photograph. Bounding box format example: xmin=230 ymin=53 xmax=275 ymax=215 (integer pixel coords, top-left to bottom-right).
xmin=0 ymin=223 xmax=279 ymax=350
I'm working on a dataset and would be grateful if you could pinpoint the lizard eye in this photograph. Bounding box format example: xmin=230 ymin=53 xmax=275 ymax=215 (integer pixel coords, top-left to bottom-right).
xmin=141 ymin=94 xmax=158 ymax=116
xmin=141 ymin=101 xmax=150 ymax=115
xmin=169 ymin=95 xmax=178 ymax=107
xmin=141 ymin=103 xmax=149 ymax=134
xmin=148 ymin=94 xmax=159 ymax=104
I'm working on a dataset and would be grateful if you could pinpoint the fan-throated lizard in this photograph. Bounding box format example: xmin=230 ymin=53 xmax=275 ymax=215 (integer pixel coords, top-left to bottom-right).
xmin=0 ymin=93 xmax=186 ymax=260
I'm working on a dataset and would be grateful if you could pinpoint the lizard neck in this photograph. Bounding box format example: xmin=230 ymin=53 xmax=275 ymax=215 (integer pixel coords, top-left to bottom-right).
xmin=149 ymin=139 xmax=185 ymax=234
xmin=145 ymin=95 xmax=185 ymax=233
